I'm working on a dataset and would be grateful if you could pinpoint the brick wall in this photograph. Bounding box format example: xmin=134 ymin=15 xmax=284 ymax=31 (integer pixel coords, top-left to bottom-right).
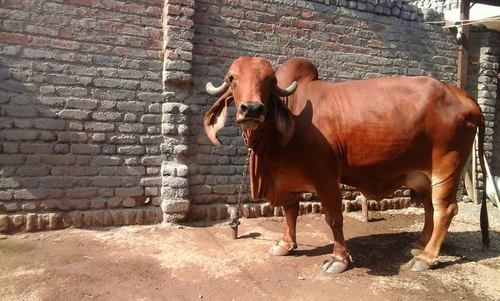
xmin=0 ymin=0 xmax=165 ymax=232
xmin=1 ymin=0 xmax=474 ymax=231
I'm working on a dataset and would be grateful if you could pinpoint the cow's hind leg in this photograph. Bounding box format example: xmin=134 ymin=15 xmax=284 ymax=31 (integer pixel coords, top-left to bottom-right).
xmin=405 ymin=173 xmax=433 ymax=257
xmin=269 ymin=196 xmax=299 ymax=256
xmin=409 ymin=175 xmax=460 ymax=271
xmin=318 ymin=184 xmax=350 ymax=274
xmin=409 ymin=191 xmax=433 ymax=256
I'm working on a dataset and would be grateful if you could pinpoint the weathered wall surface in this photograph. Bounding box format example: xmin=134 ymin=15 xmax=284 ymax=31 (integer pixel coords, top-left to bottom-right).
xmin=0 ymin=0 xmax=165 ymax=232
xmin=185 ymin=0 xmax=459 ymax=220
xmin=410 ymin=0 xmax=459 ymax=12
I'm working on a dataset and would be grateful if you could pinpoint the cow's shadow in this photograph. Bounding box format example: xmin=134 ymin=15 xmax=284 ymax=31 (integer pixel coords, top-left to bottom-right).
xmin=293 ymin=230 xmax=500 ymax=276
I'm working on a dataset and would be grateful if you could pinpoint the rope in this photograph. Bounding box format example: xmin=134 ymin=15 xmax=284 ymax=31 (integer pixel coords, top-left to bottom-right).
xmin=444 ymin=16 xmax=500 ymax=28
xmin=423 ymin=16 xmax=500 ymax=27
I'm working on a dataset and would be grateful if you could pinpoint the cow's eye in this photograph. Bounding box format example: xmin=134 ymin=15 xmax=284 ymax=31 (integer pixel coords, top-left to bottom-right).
xmin=228 ymin=75 xmax=234 ymax=82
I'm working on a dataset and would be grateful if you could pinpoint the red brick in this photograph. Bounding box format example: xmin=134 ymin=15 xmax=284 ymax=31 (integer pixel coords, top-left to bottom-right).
xmin=146 ymin=6 xmax=162 ymax=17
xmin=148 ymin=28 xmax=162 ymax=38
xmin=81 ymin=43 xmax=111 ymax=53
xmin=166 ymin=17 xmax=194 ymax=28
xmin=70 ymin=0 xmax=94 ymax=6
xmin=240 ymin=0 xmax=261 ymax=11
xmin=301 ymin=10 xmax=313 ymax=19
xmin=100 ymin=0 xmax=157 ymax=17
xmin=142 ymin=39 xmax=162 ymax=50
xmin=48 ymin=15 xmax=66 ymax=25
xmin=141 ymin=0 xmax=164 ymax=6
xmin=372 ymin=24 xmax=387 ymax=32
xmin=199 ymin=0 xmax=229 ymax=5
xmin=31 ymin=36 xmax=79 ymax=50
xmin=292 ymin=19 xmax=315 ymax=30
xmin=4 ymin=0 xmax=27 ymax=8
xmin=58 ymin=30 xmax=74 ymax=39
xmin=221 ymin=8 xmax=245 ymax=19
xmin=168 ymin=0 xmax=195 ymax=7
xmin=117 ymin=25 xmax=143 ymax=36
xmin=163 ymin=49 xmax=192 ymax=61
xmin=166 ymin=4 xmax=181 ymax=16
xmin=0 ymin=32 xmax=29 ymax=44
xmin=163 ymin=49 xmax=179 ymax=60
xmin=274 ymin=26 xmax=297 ymax=37
xmin=51 ymin=38 xmax=81 ymax=50
xmin=30 ymin=36 xmax=51 ymax=47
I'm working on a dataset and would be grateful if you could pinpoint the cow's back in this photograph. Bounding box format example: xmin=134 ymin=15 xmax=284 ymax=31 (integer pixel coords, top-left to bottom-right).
xmin=275 ymin=60 xmax=480 ymax=196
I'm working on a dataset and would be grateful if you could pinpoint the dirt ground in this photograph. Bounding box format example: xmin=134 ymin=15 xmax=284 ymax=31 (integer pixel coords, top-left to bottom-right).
xmin=1 ymin=203 xmax=499 ymax=301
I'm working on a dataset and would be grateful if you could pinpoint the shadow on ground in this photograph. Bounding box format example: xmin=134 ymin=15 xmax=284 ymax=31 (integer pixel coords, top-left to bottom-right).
xmin=246 ymin=229 xmax=500 ymax=276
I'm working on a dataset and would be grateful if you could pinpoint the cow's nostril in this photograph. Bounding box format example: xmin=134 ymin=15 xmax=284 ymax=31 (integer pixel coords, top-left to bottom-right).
xmin=255 ymin=105 xmax=264 ymax=115
xmin=240 ymin=103 xmax=249 ymax=113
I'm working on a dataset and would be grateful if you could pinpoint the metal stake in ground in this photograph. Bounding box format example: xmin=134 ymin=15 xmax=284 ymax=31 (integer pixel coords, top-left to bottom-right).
xmin=228 ymin=148 xmax=251 ymax=239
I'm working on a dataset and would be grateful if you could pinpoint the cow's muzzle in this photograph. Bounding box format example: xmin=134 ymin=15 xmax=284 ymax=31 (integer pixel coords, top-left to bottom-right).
xmin=237 ymin=102 xmax=265 ymax=130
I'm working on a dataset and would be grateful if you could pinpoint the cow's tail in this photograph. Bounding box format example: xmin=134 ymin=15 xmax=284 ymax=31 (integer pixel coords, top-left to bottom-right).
xmin=477 ymin=115 xmax=490 ymax=248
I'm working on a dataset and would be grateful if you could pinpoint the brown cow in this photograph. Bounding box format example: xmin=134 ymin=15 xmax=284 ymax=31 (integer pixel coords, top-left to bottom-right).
xmin=204 ymin=56 xmax=489 ymax=273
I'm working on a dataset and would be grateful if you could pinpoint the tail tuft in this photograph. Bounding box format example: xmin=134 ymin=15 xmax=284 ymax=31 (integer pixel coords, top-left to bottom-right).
xmin=480 ymin=195 xmax=490 ymax=248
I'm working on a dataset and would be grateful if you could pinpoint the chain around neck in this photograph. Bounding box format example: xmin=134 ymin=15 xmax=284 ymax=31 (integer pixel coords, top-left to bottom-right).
xmin=228 ymin=140 xmax=251 ymax=228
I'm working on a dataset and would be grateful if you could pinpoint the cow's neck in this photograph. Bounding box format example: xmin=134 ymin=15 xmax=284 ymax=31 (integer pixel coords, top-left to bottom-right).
xmin=245 ymin=125 xmax=283 ymax=203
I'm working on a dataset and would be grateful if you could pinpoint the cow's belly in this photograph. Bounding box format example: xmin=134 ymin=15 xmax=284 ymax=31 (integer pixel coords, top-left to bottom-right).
xmin=274 ymin=171 xmax=316 ymax=194
xmin=342 ymin=170 xmax=431 ymax=200
xmin=264 ymin=169 xmax=317 ymax=206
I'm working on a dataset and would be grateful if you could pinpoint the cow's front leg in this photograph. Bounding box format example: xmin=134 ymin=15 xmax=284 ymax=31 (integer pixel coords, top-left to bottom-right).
xmin=269 ymin=197 xmax=299 ymax=256
xmin=319 ymin=185 xmax=350 ymax=274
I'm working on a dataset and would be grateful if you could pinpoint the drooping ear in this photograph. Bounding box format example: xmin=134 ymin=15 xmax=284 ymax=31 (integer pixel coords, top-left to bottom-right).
xmin=204 ymin=90 xmax=233 ymax=146
xmin=271 ymin=95 xmax=295 ymax=146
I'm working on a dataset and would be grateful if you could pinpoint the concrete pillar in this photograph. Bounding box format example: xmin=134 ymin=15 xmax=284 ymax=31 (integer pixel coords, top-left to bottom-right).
xmin=161 ymin=0 xmax=195 ymax=222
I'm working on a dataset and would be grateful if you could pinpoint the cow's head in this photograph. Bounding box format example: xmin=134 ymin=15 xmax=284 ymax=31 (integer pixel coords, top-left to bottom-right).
xmin=204 ymin=56 xmax=297 ymax=147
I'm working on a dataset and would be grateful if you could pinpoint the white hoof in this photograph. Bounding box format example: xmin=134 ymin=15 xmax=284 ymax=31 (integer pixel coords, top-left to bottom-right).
xmin=268 ymin=240 xmax=297 ymax=256
xmin=322 ymin=257 xmax=349 ymax=274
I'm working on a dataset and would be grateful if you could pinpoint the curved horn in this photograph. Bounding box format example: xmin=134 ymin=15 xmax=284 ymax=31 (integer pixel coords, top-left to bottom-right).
xmin=206 ymin=81 xmax=229 ymax=96
xmin=274 ymin=81 xmax=297 ymax=97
